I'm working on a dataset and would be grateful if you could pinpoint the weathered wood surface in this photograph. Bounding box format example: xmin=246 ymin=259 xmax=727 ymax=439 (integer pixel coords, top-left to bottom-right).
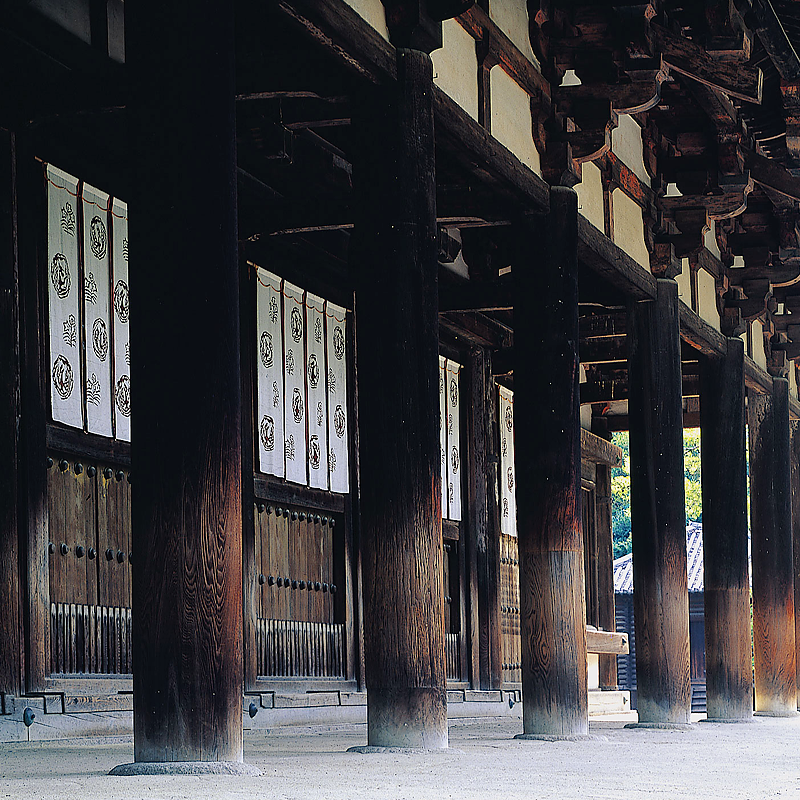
xmin=791 ymin=421 xmax=800 ymax=709
xmin=580 ymin=428 xmax=624 ymax=467
xmin=351 ymin=49 xmax=447 ymax=749
xmin=701 ymin=339 xmax=753 ymax=720
xmin=515 ymin=187 xmax=588 ymax=737
xmin=0 ymin=127 xmax=22 ymax=694
xmin=749 ymin=379 xmax=798 ymax=715
xmin=128 ymin=0 xmax=243 ymax=762
xmin=585 ymin=628 xmax=628 ymax=655
xmin=627 ymin=279 xmax=692 ymax=725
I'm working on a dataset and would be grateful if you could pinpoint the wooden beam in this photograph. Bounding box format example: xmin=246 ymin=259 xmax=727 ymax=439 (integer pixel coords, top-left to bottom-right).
xmin=125 ymin=0 xmax=244 ymax=765
xmin=586 ymin=628 xmax=628 ymax=655
xmin=745 ymin=149 xmax=800 ymax=203
xmin=627 ymin=280 xmax=692 ymax=725
xmin=351 ymin=48 xmax=447 ymax=749
xmin=734 ymin=0 xmax=800 ymax=83
xmin=749 ymin=379 xmax=798 ymax=715
xmin=580 ymin=429 xmax=624 ymax=467
xmin=515 ymin=188 xmax=588 ymax=738
xmin=651 ymin=22 xmax=763 ymax=104
xmin=701 ymin=339 xmax=753 ymax=720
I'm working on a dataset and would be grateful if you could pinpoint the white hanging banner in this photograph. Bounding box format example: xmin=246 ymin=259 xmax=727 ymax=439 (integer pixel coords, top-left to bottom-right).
xmin=498 ymin=385 xmax=517 ymax=536
xmin=283 ymin=281 xmax=307 ymax=485
xmin=110 ymin=199 xmax=131 ymax=441
xmin=326 ymin=301 xmax=349 ymax=494
xmin=305 ymin=293 xmax=329 ymax=490
xmin=255 ymin=267 xmax=285 ymax=478
xmin=82 ymin=184 xmax=113 ymax=437
xmin=46 ymin=165 xmax=83 ymax=429
xmin=439 ymin=356 xmax=448 ymax=519
xmin=446 ymin=360 xmax=462 ymax=522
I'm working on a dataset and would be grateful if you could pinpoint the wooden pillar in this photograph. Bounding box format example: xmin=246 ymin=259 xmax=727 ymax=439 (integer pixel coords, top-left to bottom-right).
xmin=466 ymin=347 xmax=503 ymax=690
xmin=515 ymin=187 xmax=588 ymax=738
xmin=749 ymin=378 xmax=798 ymax=716
xmin=0 ymin=129 xmax=23 ymax=695
xmin=124 ymin=0 xmax=245 ymax=766
xmin=351 ymin=49 xmax=447 ymax=749
xmin=700 ymin=339 xmax=752 ymax=720
xmin=595 ymin=462 xmax=617 ymax=690
xmin=791 ymin=420 xmax=800 ymax=710
xmin=627 ymin=279 xmax=691 ymax=726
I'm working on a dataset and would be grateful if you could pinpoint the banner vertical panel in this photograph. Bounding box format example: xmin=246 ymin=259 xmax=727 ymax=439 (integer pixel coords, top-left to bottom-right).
xmin=498 ymin=385 xmax=517 ymax=536
xmin=439 ymin=356 xmax=448 ymax=520
xmin=326 ymin=302 xmax=349 ymax=494
xmin=82 ymin=184 xmax=113 ymax=436
xmin=446 ymin=360 xmax=462 ymax=522
xmin=110 ymin=199 xmax=131 ymax=441
xmin=305 ymin=293 xmax=329 ymax=490
xmin=46 ymin=165 xmax=83 ymax=429
xmin=255 ymin=267 xmax=285 ymax=478
xmin=283 ymin=281 xmax=307 ymax=486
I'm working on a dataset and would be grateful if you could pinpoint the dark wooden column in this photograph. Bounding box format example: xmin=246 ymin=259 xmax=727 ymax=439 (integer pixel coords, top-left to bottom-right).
xmin=595 ymin=462 xmax=617 ymax=690
xmin=466 ymin=347 xmax=503 ymax=690
xmin=749 ymin=378 xmax=798 ymax=716
xmin=700 ymin=339 xmax=752 ymax=720
xmin=0 ymin=129 xmax=23 ymax=695
xmin=351 ymin=49 xmax=447 ymax=749
xmin=124 ymin=0 xmax=245 ymax=766
xmin=627 ymin=279 xmax=691 ymax=726
xmin=515 ymin=187 xmax=588 ymax=738
xmin=791 ymin=420 xmax=800 ymax=710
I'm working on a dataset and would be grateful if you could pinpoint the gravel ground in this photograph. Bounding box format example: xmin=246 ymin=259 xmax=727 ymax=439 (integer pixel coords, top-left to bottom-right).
xmin=2 ymin=714 xmax=800 ymax=800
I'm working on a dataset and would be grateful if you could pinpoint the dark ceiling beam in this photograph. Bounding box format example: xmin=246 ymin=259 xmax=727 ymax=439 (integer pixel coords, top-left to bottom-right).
xmin=734 ymin=0 xmax=800 ymax=83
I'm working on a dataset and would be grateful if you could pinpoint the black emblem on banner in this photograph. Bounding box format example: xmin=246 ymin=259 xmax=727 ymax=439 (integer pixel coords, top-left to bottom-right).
xmin=333 ymin=404 xmax=346 ymax=439
xmin=61 ymin=203 xmax=75 ymax=236
xmin=507 ymin=467 xmax=514 ymax=492
xmin=292 ymin=387 xmax=304 ymax=423
xmin=85 ymin=271 xmax=98 ymax=304
xmin=114 ymin=280 xmax=129 ymax=323
xmin=63 ymin=315 xmax=77 ymax=348
xmin=260 ymin=415 xmax=275 ymax=452
xmin=333 ymin=325 xmax=345 ymax=360
xmin=290 ymin=306 xmax=303 ymax=342
xmin=115 ymin=375 xmax=131 ymax=417
xmin=307 ymin=353 xmax=319 ymax=388
xmin=87 ymin=373 xmax=101 ymax=406
xmin=260 ymin=331 xmax=273 ymax=369
xmin=52 ymin=355 xmax=74 ymax=400
xmin=90 ymin=216 xmax=107 ymax=260
xmin=309 ymin=435 xmax=321 ymax=470
xmin=505 ymin=404 xmax=513 ymax=432
xmin=449 ymin=376 xmax=458 ymax=408
xmin=92 ymin=318 xmax=109 ymax=362
xmin=51 ymin=253 xmax=71 ymax=299
xmin=451 ymin=446 xmax=460 ymax=474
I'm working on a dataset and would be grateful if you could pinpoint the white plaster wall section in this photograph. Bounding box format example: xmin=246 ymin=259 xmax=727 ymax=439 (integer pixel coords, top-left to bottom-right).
xmin=704 ymin=218 xmax=721 ymax=259
xmin=579 ymin=367 xmax=592 ymax=430
xmin=675 ymin=257 xmax=692 ymax=306
xmin=341 ymin=0 xmax=390 ymax=41
xmin=432 ymin=19 xmax=479 ymax=121
xmin=489 ymin=0 xmax=538 ymax=65
xmin=790 ymin=361 xmax=798 ymax=400
xmin=611 ymin=116 xmax=650 ymax=187
xmin=697 ymin=267 xmax=720 ymax=331
xmin=441 ymin=227 xmax=470 ymax=280
xmin=490 ymin=66 xmax=541 ymax=176
xmin=753 ymin=319 xmax=768 ymax=369
xmin=575 ymin=161 xmax=605 ymax=232
xmin=611 ymin=188 xmax=650 ymax=270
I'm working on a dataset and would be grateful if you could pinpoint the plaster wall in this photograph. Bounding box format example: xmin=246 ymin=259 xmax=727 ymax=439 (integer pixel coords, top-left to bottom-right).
xmin=611 ymin=116 xmax=650 ymax=187
xmin=753 ymin=320 xmax=768 ymax=370
xmin=611 ymin=188 xmax=649 ymax=270
xmin=576 ymin=161 xmax=605 ymax=232
xmin=490 ymin=67 xmax=541 ymax=176
xmin=697 ymin=268 xmax=720 ymax=331
xmin=432 ymin=20 xmax=479 ymax=120
xmin=676 ymin=258 xmax=691 ymax=306
xmin=489 ymin=0 xmax=537 ymax=64
xmin=341 ymin=0 xmax=390 ymax=40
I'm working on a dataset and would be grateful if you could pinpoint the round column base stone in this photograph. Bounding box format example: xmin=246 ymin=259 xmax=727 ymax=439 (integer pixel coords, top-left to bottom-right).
xmin=624 ymin=722 xmax=695 ymax=731
xmin=514 ymin=733 xmax=604 ymax=742
xmin=701 ymin=717 xmax=758 ymax=724
xmin=110 ymin=762 xmax=262 ymax=776
xmin=754 ymin=710 xmax=800 ymax=718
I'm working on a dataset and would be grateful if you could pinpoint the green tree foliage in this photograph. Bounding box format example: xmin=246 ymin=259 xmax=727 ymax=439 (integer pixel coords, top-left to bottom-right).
xmin=610 ymin=428 xmax=702 ymax=559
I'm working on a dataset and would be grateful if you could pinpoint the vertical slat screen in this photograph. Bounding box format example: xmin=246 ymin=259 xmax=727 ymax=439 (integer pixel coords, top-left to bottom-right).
xmin=46 ymin=165 xmax=83 ymax=429
xmin=498 ymin=386 xmax=517 ymax=536
xmin=500 ymin=533 xmax=521 ymax=683
xmin=283 ymin=282 xmax=307 ymax=485
xmin=255 ymin=267 xmax=285 ymax=477
xmin=326 ymin=302 xmax=349 ymax=493
xmin=305 ymin=293 xmax=329 ymax=489
xmin=81 ymin=184 xmax=113 ymax=436
xmin=446 ymin=360 xmax=462 ymax=521
xmin=439 ymin=356 xmax=448 ymax=519
xmin=110 ymin=199 xmax=131 ymax=441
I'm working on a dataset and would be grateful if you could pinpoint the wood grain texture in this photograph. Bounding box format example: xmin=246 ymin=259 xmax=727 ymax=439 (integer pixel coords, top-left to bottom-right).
xmin=701 ymin=338 xmax=753 ymax=720
xmin=127 ymin=0 xmax=243 ymax=762
xmin=0 ymin=128 xmax=23 ymax=694
xmin=351 ymin=49 xmax=447 ymax=748
xmin=749 ymin=379 xmax=798 ymax=715
xmin=627 ymin=279 xmax=691 ymax=725
xmin=515 ymin=187 xmax=588 ymax=737
xmin=792 ymin=420 xmax=800 ymax=710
